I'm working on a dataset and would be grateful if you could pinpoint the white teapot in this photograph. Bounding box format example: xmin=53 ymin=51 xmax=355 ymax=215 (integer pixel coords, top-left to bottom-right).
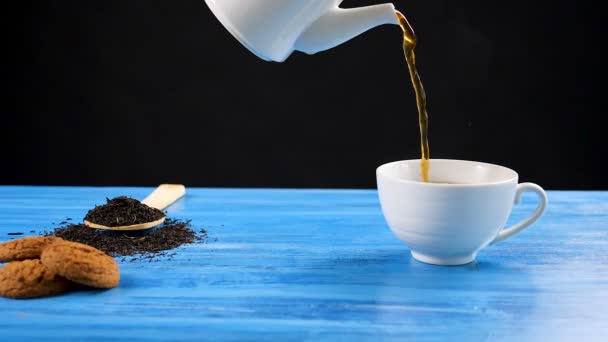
xmin=204 ymin=0 xmax=399 ymax=62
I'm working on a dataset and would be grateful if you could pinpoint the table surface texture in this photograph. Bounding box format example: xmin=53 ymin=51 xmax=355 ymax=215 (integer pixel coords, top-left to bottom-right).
xmin=0 ymin=187 xmax=606 ymax=341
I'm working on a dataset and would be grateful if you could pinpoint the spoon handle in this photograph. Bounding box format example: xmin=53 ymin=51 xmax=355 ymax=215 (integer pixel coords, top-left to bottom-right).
xmin=141 ymin=184 xmax=186 ymax=210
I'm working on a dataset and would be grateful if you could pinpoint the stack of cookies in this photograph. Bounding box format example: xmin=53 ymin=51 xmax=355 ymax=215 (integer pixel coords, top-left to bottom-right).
xmin=0 ymin=237 xmax=120 ymax=299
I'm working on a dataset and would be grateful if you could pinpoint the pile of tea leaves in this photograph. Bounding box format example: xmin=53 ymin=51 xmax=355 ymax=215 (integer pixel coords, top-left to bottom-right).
xmin=84 ymin=196 xmax=165 ymax=227
xmin=43 ymin=218 xmax=206 ymax=261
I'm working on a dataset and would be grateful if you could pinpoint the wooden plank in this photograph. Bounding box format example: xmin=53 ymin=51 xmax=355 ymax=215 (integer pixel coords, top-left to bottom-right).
xmin=0 ymin=187 xmax=607 ymax=341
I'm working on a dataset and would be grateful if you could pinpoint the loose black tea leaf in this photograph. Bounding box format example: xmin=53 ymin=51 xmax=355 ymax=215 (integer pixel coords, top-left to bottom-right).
xmin=84 ymin=196 xmax=165 ymax=227
xmin=7 ymin=232 xmax=24 ymax=236
xmin=44 ymin=218 xmax=206 ymax=260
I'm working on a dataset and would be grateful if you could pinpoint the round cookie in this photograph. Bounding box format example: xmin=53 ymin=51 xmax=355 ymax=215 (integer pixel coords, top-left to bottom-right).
xmin=41 ymin=240 xmax=119 ymax=289
xmin=0 ymin=259 xmax=73 ymax=299
xmin=0 ymin=236 xmax=61 ymax=263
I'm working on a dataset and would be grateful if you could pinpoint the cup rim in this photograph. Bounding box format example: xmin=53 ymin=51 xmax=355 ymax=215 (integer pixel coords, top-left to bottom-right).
xmin=376 ymin=159 xmax=519 ymax=187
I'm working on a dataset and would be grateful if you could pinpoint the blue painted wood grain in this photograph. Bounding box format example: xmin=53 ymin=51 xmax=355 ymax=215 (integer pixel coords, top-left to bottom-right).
xmin=0 ymin=187 xmax=606 ymax=341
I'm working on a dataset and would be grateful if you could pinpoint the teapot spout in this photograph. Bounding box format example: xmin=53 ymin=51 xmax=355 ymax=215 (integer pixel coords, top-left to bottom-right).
xmin=295 ymin=3 xmax=398 ymax=55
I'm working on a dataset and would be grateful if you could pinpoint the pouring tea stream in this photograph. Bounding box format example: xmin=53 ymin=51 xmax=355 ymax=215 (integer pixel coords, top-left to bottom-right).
xmin=205 ymin=0 xmax=432 ymax=182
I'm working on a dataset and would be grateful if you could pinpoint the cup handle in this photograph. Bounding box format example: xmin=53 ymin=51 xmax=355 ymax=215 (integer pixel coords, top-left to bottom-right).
xmin=491 ymin=183 xmax=548 ymax=245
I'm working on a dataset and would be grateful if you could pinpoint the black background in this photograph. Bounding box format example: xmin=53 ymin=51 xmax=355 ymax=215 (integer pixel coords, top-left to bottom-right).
xmin=2 ymin=1 xmax=604 ymax=189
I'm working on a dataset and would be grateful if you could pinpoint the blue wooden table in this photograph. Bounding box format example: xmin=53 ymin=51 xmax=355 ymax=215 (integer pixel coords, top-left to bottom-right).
xmin=0 ymin=187 xmax=607 ymax=341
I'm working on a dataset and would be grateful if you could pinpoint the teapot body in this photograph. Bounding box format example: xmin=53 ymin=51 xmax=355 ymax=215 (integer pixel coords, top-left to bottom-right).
xmin=205 ymin=0 xmax=398 ymax=62
xmin=205 ymin=0 xmax=340 ymax=62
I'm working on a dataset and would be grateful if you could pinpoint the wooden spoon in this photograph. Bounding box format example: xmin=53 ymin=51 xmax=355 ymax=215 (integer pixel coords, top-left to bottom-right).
xmin=84 ymin=184 xmax=186 ymax=231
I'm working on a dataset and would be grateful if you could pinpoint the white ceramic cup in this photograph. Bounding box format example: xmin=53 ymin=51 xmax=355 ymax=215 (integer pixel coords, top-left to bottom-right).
xmin=376 ymin=159 xmax=548 ymax=265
